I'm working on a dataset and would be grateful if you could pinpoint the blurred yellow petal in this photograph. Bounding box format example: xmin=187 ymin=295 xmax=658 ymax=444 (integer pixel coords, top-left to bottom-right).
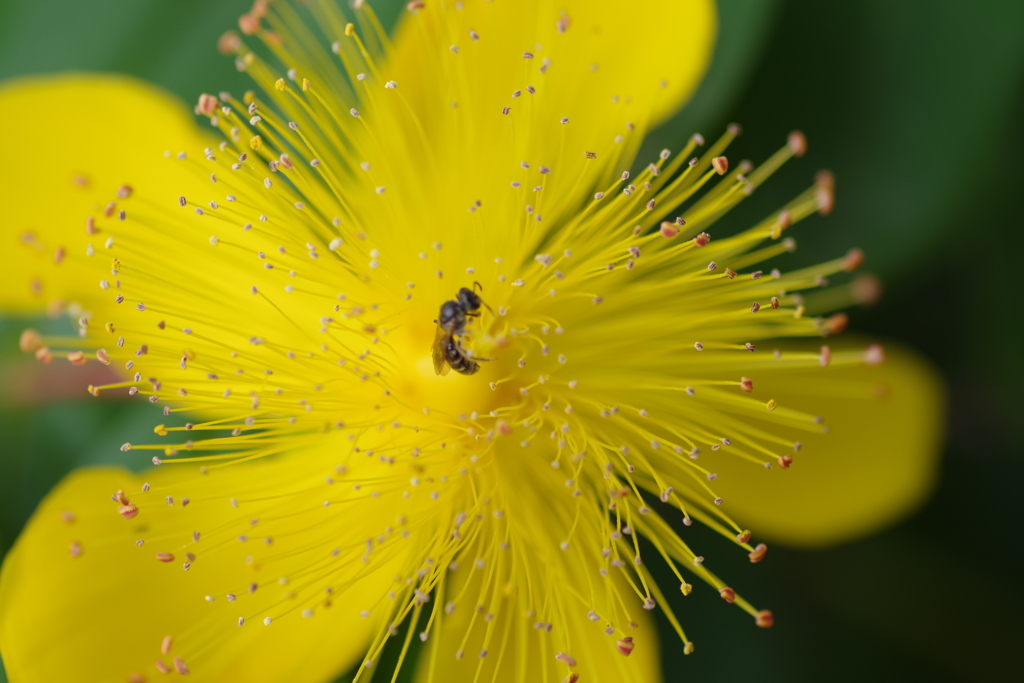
xmin=711 ymin=340 xmax=944 ymax=547
xmin=0 ymin=73 xmax=208 ymax=314
xmin=0 ymin=445 xmax=404 ymax=682
xmin=412 ymin=570 xmax=662 ymax=683
xmin=387 ymin=0 xmax=716 ymax=200
xmin=391 ymin=0 xmax=716 ymax=127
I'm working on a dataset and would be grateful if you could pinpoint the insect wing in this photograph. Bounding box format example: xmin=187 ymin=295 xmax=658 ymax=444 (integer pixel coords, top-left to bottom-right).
xmin=431 ymin=325 xmax=451 ymax=376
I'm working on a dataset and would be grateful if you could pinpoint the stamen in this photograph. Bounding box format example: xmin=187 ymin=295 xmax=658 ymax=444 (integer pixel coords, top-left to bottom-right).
xmin=13 ymin=7 xmax=887 ymax=678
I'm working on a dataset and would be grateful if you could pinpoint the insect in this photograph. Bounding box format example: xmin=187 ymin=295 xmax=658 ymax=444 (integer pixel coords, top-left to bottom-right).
xmin=432 ymin=284 xmax=488 ymax=376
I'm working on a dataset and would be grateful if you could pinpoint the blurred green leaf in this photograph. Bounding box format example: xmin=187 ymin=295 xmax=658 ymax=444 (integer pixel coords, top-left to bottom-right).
xmin=646 ymin=0 xmax=783 ymax=153
xmin=714 ymin=0 xmax=1024 ymax=279
xmin=0 ymin=0 xmax=405 ymax=105
xmin=0 ymin=0 xmax=241 ymax=98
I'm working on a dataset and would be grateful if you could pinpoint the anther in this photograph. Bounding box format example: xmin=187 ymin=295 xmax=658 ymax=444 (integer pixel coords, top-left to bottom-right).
xmin=756 ymin=610 xmax=775 ymax=628
xmin=719 ymin=587 xmax=736 ymax=603
xmin=788 ymin=130 xmax=807 ymax=157
xmin=749 ymin=543 xmax=768 ymax=563
xmin=616 ymin=637 xmax=634 ymax=656
xmin=19 ymin=329 xmax=42 ymax=353
xmin=865 ymin=344 xmax=885 ymax=365
xmin=739 ymin=377 xmax=754 ymax=392
xmin=816 ymin=170 xmax=835 ymax=215
xmin=196 ymin=93 xmax=220 ymax=117
xmin=712 ymin=156 xmax=729 ymax=175
xmin=555 ymin=652 xmax=577 ymax=667
xmin=851 ymin=273 xmax=883 ymax=305
xmin=843 ymin=247 xmax=865 ymax=272
xmin=824 ymin=312 xmax=848 ymax=335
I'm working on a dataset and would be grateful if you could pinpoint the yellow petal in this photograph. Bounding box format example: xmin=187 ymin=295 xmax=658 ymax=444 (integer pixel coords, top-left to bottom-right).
xmin=0 ymin=73 xmax=208 ymax=314
xmin=412 ymin=573 xmax=662 ymax=683
xmin=0 ymin=455 xmax=402 ymax=682
xmin=380 ymin=0 xmax=716 ymax=230
xmin=390 ymin=0 xmax=716 ymax=130
xmin=710 ymin=340 xmax=944 ymax=547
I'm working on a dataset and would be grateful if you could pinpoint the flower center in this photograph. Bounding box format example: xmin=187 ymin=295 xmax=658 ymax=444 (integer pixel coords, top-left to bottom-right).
xmin=372 ymin=290 xmax=526 ymax=440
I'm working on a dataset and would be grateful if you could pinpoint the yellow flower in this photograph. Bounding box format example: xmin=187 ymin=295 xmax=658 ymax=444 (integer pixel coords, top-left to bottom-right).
xmin=0 ymin=1 xmax=942 ymax=681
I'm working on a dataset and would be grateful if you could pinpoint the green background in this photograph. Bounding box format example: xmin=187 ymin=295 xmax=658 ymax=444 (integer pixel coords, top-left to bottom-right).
xmin=1 ymin=0 xmax=1021 ymax=680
